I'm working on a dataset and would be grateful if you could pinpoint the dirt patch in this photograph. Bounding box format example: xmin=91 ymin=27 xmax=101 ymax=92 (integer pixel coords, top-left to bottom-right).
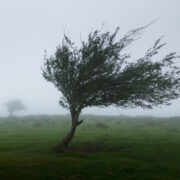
xmin=66 ymin=142 xmax=127 ymax=153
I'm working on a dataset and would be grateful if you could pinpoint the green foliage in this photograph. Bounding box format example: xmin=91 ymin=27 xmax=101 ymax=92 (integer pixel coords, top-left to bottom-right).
xmin=42 ymin=26 xmax=180 ymax=149
xmin=42 ymin=26 xmax=180 ymax=113
xmin=4 ymin=99 xmax=26 ymax=116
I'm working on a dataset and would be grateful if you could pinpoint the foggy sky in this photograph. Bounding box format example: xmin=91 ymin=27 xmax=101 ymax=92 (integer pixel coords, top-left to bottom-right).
xmin=0 ymin=0 xmax=180 ymax=117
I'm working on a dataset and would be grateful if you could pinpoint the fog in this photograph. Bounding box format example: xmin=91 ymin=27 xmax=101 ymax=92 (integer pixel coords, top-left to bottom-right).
xmin=0 ymin=0 xmax=180 ymax=117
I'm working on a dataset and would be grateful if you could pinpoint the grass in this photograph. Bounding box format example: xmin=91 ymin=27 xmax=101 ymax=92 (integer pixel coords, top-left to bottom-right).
xmin=0 ymin=115 xmax=180 ymax=179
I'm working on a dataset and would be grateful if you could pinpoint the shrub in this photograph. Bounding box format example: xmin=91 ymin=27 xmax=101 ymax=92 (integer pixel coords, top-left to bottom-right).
xmin=96 ymin=122 xmax=109 ymax=129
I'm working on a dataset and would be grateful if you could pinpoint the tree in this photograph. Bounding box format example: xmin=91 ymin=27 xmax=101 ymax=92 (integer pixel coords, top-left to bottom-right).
xmin=42 ymin=26 xmax=180 ymax=152
xmin=4 ymin=99 xmax=26 ymax=116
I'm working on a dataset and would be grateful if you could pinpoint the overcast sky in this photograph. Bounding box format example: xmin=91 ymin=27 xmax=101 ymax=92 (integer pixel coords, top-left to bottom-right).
xmin=0 ymin=0 xmax=180 ymax=117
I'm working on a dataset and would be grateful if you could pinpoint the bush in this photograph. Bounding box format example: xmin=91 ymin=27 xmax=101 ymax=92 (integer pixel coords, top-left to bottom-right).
xmin=96 ymin=122 xmax=109 ymax=129
xmin=33 ymin=121 xmax=43 ymax=127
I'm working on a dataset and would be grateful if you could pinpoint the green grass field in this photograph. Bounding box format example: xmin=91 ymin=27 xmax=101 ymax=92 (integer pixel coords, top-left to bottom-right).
xmin=0 ymin=115 xmax=180 ymax=180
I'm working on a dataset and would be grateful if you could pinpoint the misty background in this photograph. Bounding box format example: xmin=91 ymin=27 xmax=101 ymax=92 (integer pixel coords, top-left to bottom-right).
xmin=0 ymin=0 xmax=180 ymax=117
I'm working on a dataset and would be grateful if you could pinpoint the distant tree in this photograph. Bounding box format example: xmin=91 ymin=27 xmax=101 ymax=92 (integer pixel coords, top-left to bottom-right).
xmin=42 ymin=25 xmax=180 ymax=152
xmin=4 ymin=99 xmax=26 ymax=116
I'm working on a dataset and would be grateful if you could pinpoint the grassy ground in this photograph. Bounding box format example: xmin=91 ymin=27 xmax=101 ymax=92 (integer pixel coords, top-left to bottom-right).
xmin=0 ymin=115 xmax=180 ymax=180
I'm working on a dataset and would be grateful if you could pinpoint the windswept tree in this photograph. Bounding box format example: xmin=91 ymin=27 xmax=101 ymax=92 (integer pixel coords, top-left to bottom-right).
xmin=42 ymin=25 xmax=180 ymax=152
xmin=4 ymin=99 xmax=26 ymax=116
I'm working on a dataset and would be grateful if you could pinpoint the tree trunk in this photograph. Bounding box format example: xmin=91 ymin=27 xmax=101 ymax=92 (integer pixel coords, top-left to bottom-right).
xmin=54 ymin=110 xmax=83 ymax=152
